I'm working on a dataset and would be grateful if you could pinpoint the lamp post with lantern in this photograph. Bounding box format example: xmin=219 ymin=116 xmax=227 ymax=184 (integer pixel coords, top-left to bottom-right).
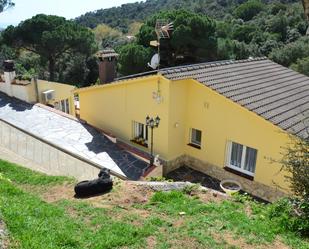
xmin=146 ymin=115 xmax=161 ymax=166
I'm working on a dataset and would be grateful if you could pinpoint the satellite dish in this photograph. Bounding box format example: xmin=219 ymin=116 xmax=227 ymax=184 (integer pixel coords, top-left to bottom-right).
xmin=148 ymin=53 xmax=160 ymax=70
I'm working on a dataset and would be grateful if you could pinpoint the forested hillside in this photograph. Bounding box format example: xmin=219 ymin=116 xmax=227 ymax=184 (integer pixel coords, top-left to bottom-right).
xmin=75 ymin=0 xmax=299 ymax=31
xmin=0 ymin=0 xmax=308 ymax=86
xmin=76 ymin=0 xmax=309 ymax=77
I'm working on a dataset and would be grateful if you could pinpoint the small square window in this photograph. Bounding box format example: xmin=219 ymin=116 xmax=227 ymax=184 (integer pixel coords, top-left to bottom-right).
xmin=132 ymin=121 xmax=148 ymax=147
xmin=57 ymin=98 xmax=70 ymax=114
xmin=190 ymin=128 xmax=202 ymax=147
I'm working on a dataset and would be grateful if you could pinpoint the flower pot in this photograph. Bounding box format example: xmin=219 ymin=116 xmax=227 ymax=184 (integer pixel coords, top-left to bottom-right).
xmin=220 ymin=179 xmax=242 ymax=196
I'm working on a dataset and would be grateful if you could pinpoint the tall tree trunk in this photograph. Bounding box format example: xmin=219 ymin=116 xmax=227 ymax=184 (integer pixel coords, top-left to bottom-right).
xmin=49 ymin=58 xmax=55 ymax=82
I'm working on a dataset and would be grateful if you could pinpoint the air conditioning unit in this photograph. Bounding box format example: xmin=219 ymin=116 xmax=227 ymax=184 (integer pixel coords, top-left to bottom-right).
xmin=42 ymin=90 xmax=55 ymax=102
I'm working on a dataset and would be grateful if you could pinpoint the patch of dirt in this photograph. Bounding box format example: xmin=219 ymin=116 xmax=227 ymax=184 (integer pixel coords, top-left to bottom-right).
xmin=19 ymin=182 xmax=74 ymax=201
xmin=212 ymin=231 xmax=290 ymax=249
xmin=0 ymin=219 xmax=9 ymax=249
xmin=41 ymin=183 xmax=75 ymax=202
xmin=195 ymin=190 xmax=228 ymax=203
xmin=34 ymin=180 xmax=153 ymax=208
xmin=33 ymin=179 xmax=227 ymax=212
xmin=85 ymin=181 xmax=153 ymax=209
xmin=146 ymin=236 xmax=157 ymax=248
xmin=108 ymin=208 xmax=151 ymax=227
xmin=244 ymin=204 xmax=253 ymax=217
xmin=173 ymin=219 xmax=184 ymax=228
xmin=169 ymin=237 xmax=204 ymax=249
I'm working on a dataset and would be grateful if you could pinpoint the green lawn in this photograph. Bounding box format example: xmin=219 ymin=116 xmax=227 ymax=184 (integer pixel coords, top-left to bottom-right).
xmin=0 ymin=159 xmax=308 ymax=249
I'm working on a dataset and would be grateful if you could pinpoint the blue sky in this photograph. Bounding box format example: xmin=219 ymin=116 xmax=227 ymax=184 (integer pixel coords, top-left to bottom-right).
xmin=0 ymin=0 xmax=142 ymax=28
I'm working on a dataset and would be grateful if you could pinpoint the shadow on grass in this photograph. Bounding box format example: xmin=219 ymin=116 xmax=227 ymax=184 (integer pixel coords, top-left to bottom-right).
xmin=74 ymin=189 xmax=112 ymax=199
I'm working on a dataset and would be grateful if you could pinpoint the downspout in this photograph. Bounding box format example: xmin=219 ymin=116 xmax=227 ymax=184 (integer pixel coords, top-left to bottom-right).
xmin=33 ymin=76 xmax=39 ymax=103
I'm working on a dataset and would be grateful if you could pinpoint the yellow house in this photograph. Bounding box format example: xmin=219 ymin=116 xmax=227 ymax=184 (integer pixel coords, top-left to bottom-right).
xmin=1 ymin=60 xmax=76 ymax=116
xmin=36 ymin=79 xmax=76 ymax=116
xmin=75 ymin=57 xmax=309 ymax=201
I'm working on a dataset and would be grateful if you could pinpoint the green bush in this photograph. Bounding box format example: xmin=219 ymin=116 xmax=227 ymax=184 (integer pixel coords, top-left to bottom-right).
xmin=291 ymin=57 xmax=309 ymax=76
xmin=147 ymin=176 xmax=173 ymax=182
xmin=268 ymin=198 xmax=309 ymax=236
xmin=182 ymin=184 xmax=200 ymax=195
xmin=233 ymin=0 xmax=264 ymax=21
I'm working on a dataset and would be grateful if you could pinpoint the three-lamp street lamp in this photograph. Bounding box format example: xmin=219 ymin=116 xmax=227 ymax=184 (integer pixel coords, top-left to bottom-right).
xmin=146 ymin=115 xmax=160 ymax=166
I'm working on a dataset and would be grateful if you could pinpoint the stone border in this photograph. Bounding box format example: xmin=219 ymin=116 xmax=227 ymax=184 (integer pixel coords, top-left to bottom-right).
xmin=133 ymin=181 xmax=228 ymax=198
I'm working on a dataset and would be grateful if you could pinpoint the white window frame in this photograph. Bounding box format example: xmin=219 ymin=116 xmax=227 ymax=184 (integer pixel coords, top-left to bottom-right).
xmin=59 ymin=99 xmax=70 ymax=114
xmin=190 ymin=128 xmax=202 ymax=147
xmin=226 ymin=141 xmax=257 ymax=176
xmin=132 ymin=121 xmax=148 ymax=145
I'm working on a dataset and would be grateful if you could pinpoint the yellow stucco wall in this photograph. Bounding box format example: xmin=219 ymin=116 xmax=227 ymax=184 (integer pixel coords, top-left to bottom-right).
xmin=78 ymin=76 xmax=171 ymax=159
xmin=76 ymin=75 xmax=292 ymax=191
xmin=37 ymin=80 xmax=76 ymax=115
xmin=170 ymin=79 xmax=290 ymax=190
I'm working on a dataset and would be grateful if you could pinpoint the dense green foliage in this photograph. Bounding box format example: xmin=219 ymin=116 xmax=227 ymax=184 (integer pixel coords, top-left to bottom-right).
xmin=1 ymin=0 xmax=308 ymax=83
xmin=0 ymin=0 xmax=14 ymax=13
xmin=269 ymin=36 xmax=309 ymax=67
xmin=93 ymin=24 xmax=126 ymax=48
xmin=0 ymin=160 xmax=308 ymax=248
xmin=281 ymin=136 xmax=309 ymax=200
xmin=1 ymin=14 xmax=98 ymax=82
xmin=74 ymin=0 xmax=269 ymax=32
xmin=233 ymin=0 xmax=264 ymax=21
xmin=136 ymin=10 xmax=217 ymax=67
xmin=273 ymin=135 xmax=309 ymax=236
xmin=115 ymin=2 xmax=308 ymax=75
xmin=291 ymin=56 xmax=309 ymax=75
xmin=74 ymin=0 xmax=309 ymax=77
xmin=269 ymin=198 xmax=309 ymax=236
xmin=117 ymin=43 xmax=152 ymax=75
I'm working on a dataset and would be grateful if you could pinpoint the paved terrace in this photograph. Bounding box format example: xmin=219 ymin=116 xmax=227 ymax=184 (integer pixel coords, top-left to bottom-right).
xmin=0 ymin=92 xmax=150 ymax=180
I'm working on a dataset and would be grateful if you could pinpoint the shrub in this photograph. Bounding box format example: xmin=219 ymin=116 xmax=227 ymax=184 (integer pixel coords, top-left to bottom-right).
xmin=268 ymin=198 xmax=309 ymax=236
xmin=291 ymin=57 xmax=309 ymax=77
xmin=281 ymin=136 xmax=309 ymax=200
xmin=147 ymin=176 xmax=173 ymax=182
xmin=233 ymin=0 xmax=264 ymax=21
xmin=182 ymin=184 xmax=200 ymax=195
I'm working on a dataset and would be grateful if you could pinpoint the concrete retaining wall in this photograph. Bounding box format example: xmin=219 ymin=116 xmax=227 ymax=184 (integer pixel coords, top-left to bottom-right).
xmin=0 ymin=119 xmax=101 ymax=181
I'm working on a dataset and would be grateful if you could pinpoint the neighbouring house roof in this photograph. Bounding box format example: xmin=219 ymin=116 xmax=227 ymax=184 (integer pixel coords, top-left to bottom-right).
xmin=160 ymin=57 xmax=309 ymax=139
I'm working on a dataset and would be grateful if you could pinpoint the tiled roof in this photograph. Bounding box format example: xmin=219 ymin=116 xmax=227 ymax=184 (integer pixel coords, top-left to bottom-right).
xmin=161 ymin=57 xmax=309 ymax=139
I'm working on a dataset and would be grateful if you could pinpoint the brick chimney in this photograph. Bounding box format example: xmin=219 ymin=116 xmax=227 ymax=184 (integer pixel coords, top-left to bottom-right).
xmin=3 ymin=60 xmax=15 ymax=96
xmin=97 ymin=49 xmax=119 ymax=84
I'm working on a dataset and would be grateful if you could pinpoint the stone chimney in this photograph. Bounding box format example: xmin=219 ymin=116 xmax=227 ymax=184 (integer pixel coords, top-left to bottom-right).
xmin=97 ymin=49 xmax=119 ymax=84
xmin=3 ymin=60 xmax=15 ymax=96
